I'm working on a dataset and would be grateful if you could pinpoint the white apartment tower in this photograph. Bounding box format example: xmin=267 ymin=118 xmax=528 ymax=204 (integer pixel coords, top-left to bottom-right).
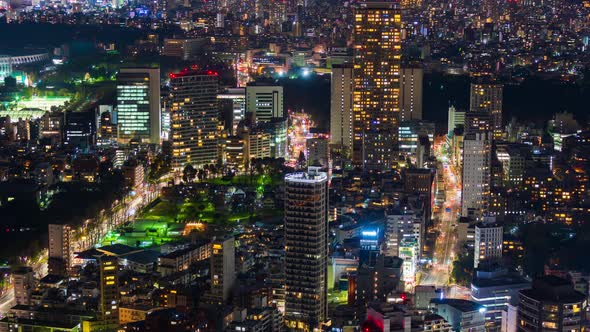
xmin=461 ymin=132 xmax=492 ymax=219
xmin=474 ymin=222 xmax=503 ymax=268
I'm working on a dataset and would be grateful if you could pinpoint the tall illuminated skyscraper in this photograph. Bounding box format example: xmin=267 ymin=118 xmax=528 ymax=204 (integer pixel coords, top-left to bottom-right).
xmin=353 ymin=0 xmax=402 ymax=170
xmin=330 ymin=63 xmax=354 ymax=154
xmin=284 ymin=167 xmax=329 ymax=330
xmin=116 ymin=67 xmax=161 ymax=145
xmin=169 ymin=70 xmax=219 ymax=169
xmin=470 ymin=81 xmax=503 ymax=140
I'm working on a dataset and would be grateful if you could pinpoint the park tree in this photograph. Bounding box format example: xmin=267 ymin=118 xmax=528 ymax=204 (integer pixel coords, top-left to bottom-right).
xmin=182 ymin=164 xmax=197 ymax=183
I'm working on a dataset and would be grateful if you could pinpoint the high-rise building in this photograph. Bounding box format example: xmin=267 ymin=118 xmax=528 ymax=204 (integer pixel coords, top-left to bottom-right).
xmin=474 ymin=221 xmax=503 ymax=268
xmin=447 ymin=106 xmax=465 ymax=137
xmin=461 ymin=132 xmax=492 ymax=219
xmin=330 ymin=63 xmax=354 ymax=153
xmin=217 ymin=88 xmax=246 ymax=136
xmin=48 ymin=224 xmax=74 ymax=276
xmin=98 ymin=110 xmax=117 ymax=144
xmin=256 ymin=118 xmax=288 ymax=158
xmin=464 ymin=111 xmax=493 ymax=136
xmin=284 ymin=167 xmax=329 ymax=330
xmin=306 ymin=137 xmax=329 ymax=168
xmin=211 ymin=236 xmax=236 ymax=304
xmin=63 ymin=110 xmax=96 ymax=151
xmin=246 ymin=84 xmax=284 ymax=123
xmin=13 ymin=266 xmax=35 ymax=306
xmin=398 ymin=120 xmax=434 ymax=156
xmin=353 ymin=0 xmax=402 ymax=170
xmin=169 ymin=70 xmax=219 ymax=169
xmin=385 ymin=206 xmax=424 ymax=258
xmin=430 ymin=299 xmax=486 ymax=332
xmin=518 ymin=276 xmax=587 ymax=332
xmin=116 ymin=67 xmax=161 ymax=145
xmin=224 ymin=136 xmax=247 ymax=171
xmin=162 ymin=38 xmax=207 ymax=60
xmin=245 ymin=131 xmax=272 ymax=161
xmin=400 ymin=66 xmax=423 ymax=121
xmin=470 ymin=268 xmax=529 ymax=325
xmin=99 ymin=255 xmax=119 ymax=328
xmin=470 ymin=82 xmax=503 ymax=140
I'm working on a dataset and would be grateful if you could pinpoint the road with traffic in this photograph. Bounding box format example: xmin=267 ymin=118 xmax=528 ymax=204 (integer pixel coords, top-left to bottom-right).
xmin=419 ymin=137 xmax=470 ymax=299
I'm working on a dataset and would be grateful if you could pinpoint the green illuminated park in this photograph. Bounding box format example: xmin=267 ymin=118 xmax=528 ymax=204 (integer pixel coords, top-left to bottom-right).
xmin=100 ymin=173 xmax=283 ymax=249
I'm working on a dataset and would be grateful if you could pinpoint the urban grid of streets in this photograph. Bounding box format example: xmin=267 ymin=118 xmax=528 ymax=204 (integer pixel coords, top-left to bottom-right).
xmin=0 ymin=136 xmax=470 ymax=315
xmin=418 ymin=137 xmax=470 ymax=300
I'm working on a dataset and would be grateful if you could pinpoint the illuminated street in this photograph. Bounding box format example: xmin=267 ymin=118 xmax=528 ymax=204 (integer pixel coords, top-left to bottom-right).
xmin=419 ymin=136 xmax=469 ymax=298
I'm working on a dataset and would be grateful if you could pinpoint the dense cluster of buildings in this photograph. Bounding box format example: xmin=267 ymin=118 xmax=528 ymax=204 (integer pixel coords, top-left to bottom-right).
xmin=0 ymin=0 xmax=590 ymax=330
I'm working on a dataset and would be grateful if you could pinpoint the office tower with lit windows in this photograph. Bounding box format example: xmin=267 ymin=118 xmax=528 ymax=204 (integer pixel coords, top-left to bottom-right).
xmin=211 ymin=236 xmax=235 ymax=304
xmin=116 ymin=67 xmax=161 ymax=145
xmin=246 ymin=83 xmax=284 ymax=123
xmin=470 ymin=81 xmax=503 ymax=140
xmin=400 ymin=66 xmax=423 ymax=122
xmin=474 ymin=221 xmax=503 ymax=268
xmin=353 ymin=1 xmax=402 ymax=170
xmin=48 ymin=223 xmax=74 ymax=276
xmin=330 ymin=63 xmax=354 ymax=153
xmin=169 ymin=70 xmax=219 ymax=169
xmin=284 ymin=167 xmax=329 ymax=330
xmin=99 ymin=255 xmax=119 ymax=328
xmin=461 ymin=132 xmax=492 ymax=219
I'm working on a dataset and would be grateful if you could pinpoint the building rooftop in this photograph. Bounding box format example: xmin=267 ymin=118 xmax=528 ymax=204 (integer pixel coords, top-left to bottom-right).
xmin=430 ymin=299 xmax=484 ymax=313
xmin=472 ymin=274 xmax=530 ymax=288
xmin=0 ymin=317 xmax=80 ymax=330
xmin=520 ymin=276 xmax=587 ymax=303
xmin=285 ymin=167 xmax=328 ymax=183
xmin=169 ymin=68 xmax=219 ymax=79
xmin=122 ymin=250 xmax=160 ymax=265
xmin=97 ymin=243 xmax=142 ymax=256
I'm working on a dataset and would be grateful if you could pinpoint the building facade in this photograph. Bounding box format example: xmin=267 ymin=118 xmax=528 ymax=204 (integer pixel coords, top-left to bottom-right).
xmin=330 ymin=63 xmax=354 ymax=153
xmin=169 ymin=70 xmax=219 ymax=169
xmin=284 ymin=167 xmax=329 ymax=330
xmin=518 ymin=276 xmax=587 ymax=332
xmin=210 ymin=236 xmax=236 ymax=304
xmin=470 ymin=82 xmax=503 ymax=140
xmin=353 ymin=0 xmax=402 ymax=170
xmin=474 ymin=222 xmax=503 ymax=268
xmin=116 ymin=67 xmax=161 ymax=145
xmin=246 ymin=84 xmax=284 ymax=123
xmin=461 ymin=132 xmax=492 ymax=219
xmin=399 ymin=66 xmax=423 ymax=122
